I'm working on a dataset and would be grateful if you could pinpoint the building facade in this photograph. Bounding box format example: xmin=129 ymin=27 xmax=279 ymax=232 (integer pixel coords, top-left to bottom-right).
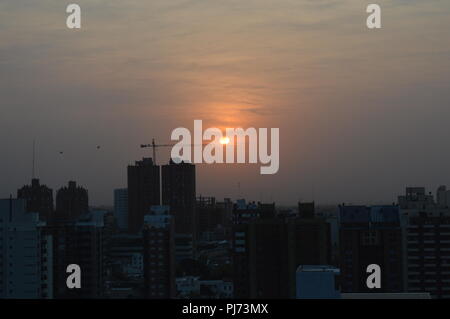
xmin=0 ymin=198 xmax=53 ymax=299
xmin=55 ymin=181 xmax=89 ymax=221
xmin=233 ymin=204 xmax=331 ymax=298
xmin=127 ymin=158 xmax=160 ymax=233
xmin=339 ymin=205 xmax=403 ymax=293
xmin=143 ymin=206 xmax=176 ymax=298
xmin=114 ymin=188 xmax=128 ymax=230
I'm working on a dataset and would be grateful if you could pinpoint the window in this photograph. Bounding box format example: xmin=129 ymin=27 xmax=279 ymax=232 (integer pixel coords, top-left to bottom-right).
xmin=362 ymin=231 xmax=379 ymax=245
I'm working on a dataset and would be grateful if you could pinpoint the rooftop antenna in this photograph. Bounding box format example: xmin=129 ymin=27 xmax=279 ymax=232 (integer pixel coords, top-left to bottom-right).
xmin=9 ymin=194 xmax=13 ymax=222
xmin=32 ymin=139 xmax=36 ymax=180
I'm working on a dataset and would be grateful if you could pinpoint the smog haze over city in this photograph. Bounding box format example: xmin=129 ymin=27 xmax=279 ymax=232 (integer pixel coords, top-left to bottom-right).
xmin=1 ymin=0 xmax=450 ymax=206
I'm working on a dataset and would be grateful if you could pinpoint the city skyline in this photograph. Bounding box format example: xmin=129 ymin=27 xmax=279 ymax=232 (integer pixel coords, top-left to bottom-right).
xmin=6 ymin=161 xmax=450 ymax=208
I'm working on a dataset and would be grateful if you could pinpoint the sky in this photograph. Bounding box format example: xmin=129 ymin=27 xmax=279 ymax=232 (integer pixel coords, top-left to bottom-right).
xmin=1 ymin=0 xmax=450 ymax=206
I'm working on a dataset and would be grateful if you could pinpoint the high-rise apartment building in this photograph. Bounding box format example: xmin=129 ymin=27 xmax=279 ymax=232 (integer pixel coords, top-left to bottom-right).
xmin=114 ymin=188 xmax=128 ymax=230
xmin=143 ymin=206 xmax=176 ymax=298
xmin=399 ymin=187 xmax=450 ymax=298
xmin=162 ymin=160 xmax=196 ymax=236
xmin=127 ymin=158 xmax=160 ymax=233
xmin=232 ymin=203 xmax=331 ymax=298
xmin=55 ymin=181 xmax=89 ymax=221
xmin=17 ymin=178 xmax=53 ymax=221
xmin=339 ymin=205 xmax=403 ymax=293
xmin=0 ymin=198 xmax=53 ymax=299
xmin=51 ymin=211 xmax=106 ymax=298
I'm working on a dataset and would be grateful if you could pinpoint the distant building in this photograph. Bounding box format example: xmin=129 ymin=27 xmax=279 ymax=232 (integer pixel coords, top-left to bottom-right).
xmin=17 ymin=178 xmax=53 ymax=221
xmin=114 ymin=188 xmax=128 ymax=230
xmin=339 ymin=205 xmax=403 ymax=293
xmin=232 ymin=199 xmax=276 ymax=224
xmin=233 ymin=203 xmax=331 ymax=298
xmin=51 ymin=211 xmax=106 ymax=298
xmin=437 ymin=185 xmax=450 ymax=209
xmin=298 ymin=202 xmax=315 ymax=219
xmin=216 ymin=198 xmax=233 ymax=227
xmin=55 ymin=181 xmax=89 ymax=221
xmin=174 ymin=234 xmax=194 ymax=262
xmin=162 ymin=160 xmax=196 ymax=261
xmin=296 ymin=265 xmax=340 ymax=299
xmin=143 ymin=206 xmax=176 ymax=298
xmin=398 ymin=187 xmax=450 ymax=298
xmin=0 ymin=198 xmax=53 ymax=299
xmin=197 ymin=197 xmax=220 ymax=235
xmin=406 ymin=215 xmax=450 ymax=298
xmin=196 ymin=197 xmax=233 ymax=241
xmin=127 ymin=158 xmax=160 ymax=233
xmin=162 ymin=160 xmax=196 ymax=236
xmin=398 ymin=187 xmax=435 ymax=211
xmin=108 ymin=233 xmax=144 ymax=278
xmin=105 ymin=232 xmax=144 ymax=298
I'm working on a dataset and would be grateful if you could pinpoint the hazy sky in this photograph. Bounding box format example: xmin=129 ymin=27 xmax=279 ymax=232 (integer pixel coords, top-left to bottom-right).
xmin=1 ymin=0 xmax=450 ymax=206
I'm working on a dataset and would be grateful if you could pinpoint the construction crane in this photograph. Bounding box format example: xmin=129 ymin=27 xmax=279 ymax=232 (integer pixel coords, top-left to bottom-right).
xmin=140 ymin=139 xmax=179 ymax=206
xmin=140 ymin=138 xmax=174 ymax=166
xmin=140 ymin=138 xmax=212 ymax=205
xmin=140 ymin=138 xmax=210 ymax=165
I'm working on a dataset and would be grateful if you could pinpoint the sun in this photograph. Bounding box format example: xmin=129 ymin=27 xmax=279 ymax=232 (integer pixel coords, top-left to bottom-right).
xmin=220 ymin=136 xmax=230 ymax=145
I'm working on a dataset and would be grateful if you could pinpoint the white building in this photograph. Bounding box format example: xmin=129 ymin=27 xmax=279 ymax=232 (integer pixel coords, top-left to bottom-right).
xmin=0 ymin=198 xmax=53 ymax=299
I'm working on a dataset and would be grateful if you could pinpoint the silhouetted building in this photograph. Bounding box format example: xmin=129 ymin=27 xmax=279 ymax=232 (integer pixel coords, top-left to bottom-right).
xmin=162 ymin=160 xmax=196 ymax=261
xmin=398 ymin=187 xmax=435 ymax=211
xmin=0 ymin=198 xmax=53 ymax=299
xmin=55 ymin=181 xmax=89 ymax=221
xmin=162 ymin=160 xmax=196 ymax=236
xmin=406 ymin=215 xmax=450 ymax=298
xmin=233 ymin=208 xmax=331 ymax=298
xmin=298 ymin=202 xmax=315 ymax=219
xmin=339 ymin=205 xmax=403 ymax=293
xmin=216 ymin=198 xmax=233 ymax=227
xmin=127 ymin=158 xmax=160 ymax=233
xmin=233 ymin=199 xmax=276 ymax=224
xmin=196 ymin=197 xmax=233 ymax=241
xmin=114 ymin=188 xmax=128 ymax=230
xmin=437 ymin=186 xmax=450 ymax=209
xmin=105 ymin=233 xmax=144 ymax=298
xmin=395 ymin=186 xmax=450 ymax=298
xmin=17 ymin=178 xmax=53 ymax=221
xmin=289 ymin=217 xmax=332 ymax=268
xmin=51 ymin=211 xmax=106 ymax=298
xmin=143 ymin=206 xmax=176 ymax=298
xmin=197 ymin=197 xmax=219 ymax=235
